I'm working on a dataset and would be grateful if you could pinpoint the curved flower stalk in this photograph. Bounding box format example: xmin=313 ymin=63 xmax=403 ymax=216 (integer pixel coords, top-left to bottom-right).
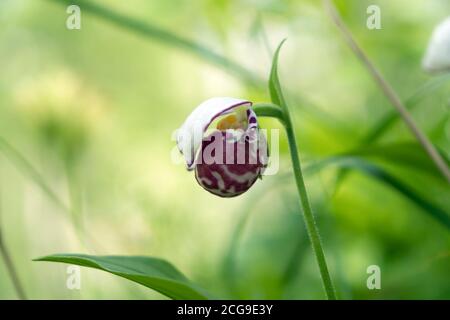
xmin=177 ymin=98 xmax=268 ymax=197
xmin=266 ymin=40 xmax=336 ymax=299
xmin=176 ymin=41 xmax=337 ymax=299
xmin=423 ymin=17 xmax=450 ymax=73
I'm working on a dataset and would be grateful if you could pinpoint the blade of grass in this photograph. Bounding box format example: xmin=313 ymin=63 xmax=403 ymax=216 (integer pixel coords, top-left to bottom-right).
xmin=0 ymin=136 xmax=101 ymax=251
xmin=308 ymin=156 xmax=450 ymax=229
xmin=324 ymin=0 xmax=450 ymax=183
xmin=0 ymin=137 xmax=68 ymax=212
xmin=334 ymin=75 xmax=450 ymax=190
xmin=347 ymin=142 xmax=450 ymax=180
xmin=64 ymin=163 xmax=88 ymax=250
xmin=0 ymin=232 xmax=27 ymax=299
xmin=48 ymin=0 xmax=260 ymax=87
xmin=0 ymin=193 xmax=27 ymax=300
xmin=365 ymin=73 xmax=450 ymax=142
xmin=35 ymin=254 xmax=212 ymax=300
xmin=222 ymin=152 xmax=449 ymax=299
xmin=269 ymin=39 xmax=337 ymax=299
xmin=47 ymin=0 xmax=352 ymax=140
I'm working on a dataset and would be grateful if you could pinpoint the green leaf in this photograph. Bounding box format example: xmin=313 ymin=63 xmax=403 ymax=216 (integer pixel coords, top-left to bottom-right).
xmin=34 ymin=254 xmax=211 ymax=300
xmin=364 ymin=73 xmax=450 ymax=142
xmin=335 ymin=75 xmax=450 ymax=190
xmin=347 ymin=142 xmax=450 ymax=181
xmin=334 ymin=141 xmax=450 ymax=197
xmin=308 ymin=156 xmax=450 ymax=230
xmin=269 ymin=39 xmax=288 ymax=110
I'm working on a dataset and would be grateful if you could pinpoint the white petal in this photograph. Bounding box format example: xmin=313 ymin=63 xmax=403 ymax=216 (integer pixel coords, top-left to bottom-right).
xmin=176 ymin=97 xmax=252 ymax=170
xmin=423 ymin=17 xmax=450 ymax=73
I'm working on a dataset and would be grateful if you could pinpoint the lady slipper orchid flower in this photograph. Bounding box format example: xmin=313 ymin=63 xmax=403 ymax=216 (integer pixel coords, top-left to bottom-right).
xmin=177 ymin=97 xmax=268 ymax=197
xmin=423 ymin=17 xmax=450 ymax=73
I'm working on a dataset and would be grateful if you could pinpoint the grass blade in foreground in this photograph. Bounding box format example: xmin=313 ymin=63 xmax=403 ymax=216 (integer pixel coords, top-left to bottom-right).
xmin=34 ymin=254 xmax=211 ymax=300
xmin=324 ymin=0 xmax=450 ymax=183
xmin=269 ymin=39 xmax=337 ymax=299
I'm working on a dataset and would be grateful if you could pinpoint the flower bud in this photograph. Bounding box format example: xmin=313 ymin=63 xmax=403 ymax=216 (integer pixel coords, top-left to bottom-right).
xmin=423 ymin=17 xmax=450 ymax=73
xmin=177 ymin=98 xmax=268 ymax=197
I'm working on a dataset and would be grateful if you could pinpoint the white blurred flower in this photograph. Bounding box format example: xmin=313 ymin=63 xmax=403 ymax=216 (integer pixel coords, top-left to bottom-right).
xmin=423 ymin=17 xmax=450 ymax=73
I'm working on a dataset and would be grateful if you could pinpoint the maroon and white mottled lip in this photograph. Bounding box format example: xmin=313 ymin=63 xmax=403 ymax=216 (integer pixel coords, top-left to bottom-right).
xmin=177 ymin=97 xmax=268 ymax=197
xmin=176 ymin=97 xmax=252 ymax=170
xmin=194 ymin=130 xmax=267 ymax=197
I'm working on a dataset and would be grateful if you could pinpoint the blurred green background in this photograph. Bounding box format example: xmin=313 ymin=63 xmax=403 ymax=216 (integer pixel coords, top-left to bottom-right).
xmin=0 ymin=0 xmax=449 ymax=299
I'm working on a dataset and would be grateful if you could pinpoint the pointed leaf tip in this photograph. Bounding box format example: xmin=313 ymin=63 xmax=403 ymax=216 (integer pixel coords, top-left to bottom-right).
xmin=269 ymin=39 xmax=288 ymax=110
xmin=34 ymin=253 xmax=212 ymax=300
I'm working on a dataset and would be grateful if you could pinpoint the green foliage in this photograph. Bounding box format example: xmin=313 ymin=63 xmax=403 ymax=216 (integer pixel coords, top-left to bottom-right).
xmin=0 ymin=0 xmax=448 ymax=300
xmin=310 ymin=156 xmax=450 ymax=229
xmin=48 ymin=0 xmax=260 ymax=87
xmin=365 ymin=74 xmax=450 ymax=142
xmin=268 ymin=39 xmax=337 ymax=299
xmin=268 ymin=39 xmax=288 ymax=112
xmin=35 ymin=254 xmax=211 ymax=300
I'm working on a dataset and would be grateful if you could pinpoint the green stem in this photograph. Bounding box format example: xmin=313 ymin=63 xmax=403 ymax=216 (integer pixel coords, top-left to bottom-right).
xmin=255 ymin=102 xmax=337 ymax=299
xmin=283 ymin=111 xmax=337 ymax=300
xmin=263 ymin=38 xmax=337 ymax=297
xmin=253 ymin=103 xmax=285 ymax=123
